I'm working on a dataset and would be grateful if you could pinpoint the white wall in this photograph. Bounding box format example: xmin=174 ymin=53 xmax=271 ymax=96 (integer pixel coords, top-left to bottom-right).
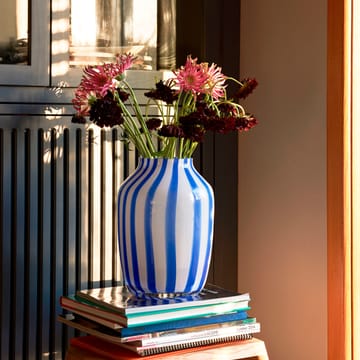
xmin=238 ymin=1 xmax=327 ymax=359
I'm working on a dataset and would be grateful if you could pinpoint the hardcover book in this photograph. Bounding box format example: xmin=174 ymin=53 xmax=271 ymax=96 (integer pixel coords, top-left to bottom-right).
xmin=76 ymin=283 xmax=250 ymax=315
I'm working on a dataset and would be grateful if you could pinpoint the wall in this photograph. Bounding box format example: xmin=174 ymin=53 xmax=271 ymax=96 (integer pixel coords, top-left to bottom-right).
xmin=238 ymin=1 xmax=327 ymax=359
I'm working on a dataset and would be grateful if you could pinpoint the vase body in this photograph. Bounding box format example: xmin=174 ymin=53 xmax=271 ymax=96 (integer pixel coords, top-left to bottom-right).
xmin=118 ymin=157 xmax=214 ymax=297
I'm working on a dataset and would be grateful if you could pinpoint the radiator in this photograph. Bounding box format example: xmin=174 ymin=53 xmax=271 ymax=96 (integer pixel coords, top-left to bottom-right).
xmin=0 ymin=125 xmax=134 ymax=359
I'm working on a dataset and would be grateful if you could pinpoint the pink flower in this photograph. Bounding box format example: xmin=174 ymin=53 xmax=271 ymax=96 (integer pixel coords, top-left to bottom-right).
xmin=80 ymin=65 xmax=117 ymax=97
xmin=72 ymin=87 xmax=93 ymax=116
xmin=173 ymin=55 xmax=208 ymax=95
xmin=202 ymin=62 xmax=226 ymax=99
xmin=72 ymin=53 xmax=135 ymax=117
xmin=115 ymin=53 xmax=136 ymax=73
xmin=78 ymin=54 xmax=135 ymax=98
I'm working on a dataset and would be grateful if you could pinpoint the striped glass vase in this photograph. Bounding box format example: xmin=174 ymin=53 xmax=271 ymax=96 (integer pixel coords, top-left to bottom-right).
xmin=118 ymin=157 xmax=214 ymax=298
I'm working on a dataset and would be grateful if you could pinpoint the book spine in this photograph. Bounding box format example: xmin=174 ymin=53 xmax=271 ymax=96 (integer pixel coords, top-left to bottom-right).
xmin=138 ymin=323 xmax=261 ymax=347
xmin=120 ymin=310 xmax=249 ymax=337
xmin=137 ymin=333 xmax=254 ymax=356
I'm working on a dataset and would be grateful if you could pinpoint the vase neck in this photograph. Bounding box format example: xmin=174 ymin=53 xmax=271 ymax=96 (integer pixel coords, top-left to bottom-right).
xmin=138 ymin=157 xmax=193 ymax=167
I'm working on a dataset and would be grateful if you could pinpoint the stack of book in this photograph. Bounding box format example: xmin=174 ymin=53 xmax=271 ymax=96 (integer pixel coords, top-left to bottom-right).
xmin=58 ymin=284 xmax=261 ymax=357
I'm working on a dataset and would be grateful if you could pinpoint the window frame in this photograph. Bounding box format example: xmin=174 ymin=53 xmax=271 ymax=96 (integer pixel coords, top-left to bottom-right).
xmin=0 ymin=0 xmax=50 ymax=86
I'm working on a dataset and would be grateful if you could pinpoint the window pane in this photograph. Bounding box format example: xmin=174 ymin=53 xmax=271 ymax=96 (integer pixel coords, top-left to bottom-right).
xmin=70 ymin=0 xmax=157 ymax=69
xmin=0 ymin=0 xmax=29 ymax=65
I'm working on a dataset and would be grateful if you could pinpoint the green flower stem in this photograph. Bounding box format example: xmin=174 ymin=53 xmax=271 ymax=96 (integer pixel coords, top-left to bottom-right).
xmin=226 ymin=76 xmax=243 ymax=86
xmin=122 ymin=79 xmax=156 ymax=155
xmin=178 ymin=138 xmax=184 ymax=158
xmin=116 ymin=99 xmax=153 ymax=158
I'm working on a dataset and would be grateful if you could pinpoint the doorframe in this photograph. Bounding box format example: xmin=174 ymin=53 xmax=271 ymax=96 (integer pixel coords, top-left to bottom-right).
xmin=327 ymin=0 xmax=355 ymax=358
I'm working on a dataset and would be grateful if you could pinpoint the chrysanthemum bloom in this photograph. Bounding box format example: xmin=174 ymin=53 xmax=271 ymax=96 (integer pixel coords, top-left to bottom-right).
xmin=202 ymin=62 xmax=226 ymax=99
xmin=72 ymin=87 xmax=94 ymax=117
xmin=115 ymin=53 xmax=136 ymax=74
xmin=173 ymin=55 xmax=209 ymax=96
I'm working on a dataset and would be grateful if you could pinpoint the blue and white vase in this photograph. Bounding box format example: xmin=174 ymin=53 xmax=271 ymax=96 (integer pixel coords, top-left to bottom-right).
xmin=118 ymin=157 xmax=214 ymax=297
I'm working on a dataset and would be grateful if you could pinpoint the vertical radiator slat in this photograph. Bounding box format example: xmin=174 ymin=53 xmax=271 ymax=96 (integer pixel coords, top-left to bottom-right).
xmin=87 ymin=129 xmax=94 ymax=288
xmin=9 ymin=129 xmax=17 ymax=360
xmin=75 ymin=129 xmax=82 ymax=291
xmin=62 ymin=128 xmax=70 ymax=352
xmin=49 ymin=129 xmax=57 ymax=357
xmin=63 ymin=129 xmax=70 ymax=294
xmin=1 ymin=130 xmax=11 ymax=359
xmin=112 ymin=129 xmax=119 ymax=285
xmin=74 ymin=128 xmax=83 ymax=339
xmin=36 ymin=129 xmax=44 ymax=360
xmin=0 ymin=129 xmax=3 ymax=358
xmin=28 ymin=128 xmax=39 ymax=359
xmin=23 ymin=129 xmax=31 ymax=359
xmin=100 ymin=130 xmax=106 ymax=287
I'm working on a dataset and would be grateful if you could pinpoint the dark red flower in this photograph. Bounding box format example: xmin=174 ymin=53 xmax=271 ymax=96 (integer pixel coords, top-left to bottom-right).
xmin=89 ymin=92 xmax=124 ymax=128
xmin=146 ymin=118 xmax=162 ymax=130
xmin=158 ymin=125 xmax=184 ymax=138
xmin=234 ymin=78 xmax=258 ymax=99
xmin=144 ymin=80 xmax=178 ymax=105
xmin=116 ymin=89 xmax=130 ymax=102
xmin=181 ymin=123 xmax=205 ymax=142
xmin=235 ymin=115 xmax=259 ymax=131
xmin=71 ymin=114 xmax=87 ymax=124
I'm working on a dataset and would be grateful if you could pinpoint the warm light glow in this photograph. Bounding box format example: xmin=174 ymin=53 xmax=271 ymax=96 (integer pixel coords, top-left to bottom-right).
xmin=132 ymin=0 xmax=157 ymax=46
xmin=52 ymin=40 xmax=69 ymax=55
xmin=16 ymin=0 xmax=28 ymax=39
xmin=71 ymin=0 xmax=97 ymax=46
xmin=68 ymin=0 xmax=157 ymax=68
xmin=52 ymin=0 xmax=68 ymax=12
xmin=52 ymin=19 xmax=69 ymax=34
xmin=52 ymin=60 xmax=70 ymax=77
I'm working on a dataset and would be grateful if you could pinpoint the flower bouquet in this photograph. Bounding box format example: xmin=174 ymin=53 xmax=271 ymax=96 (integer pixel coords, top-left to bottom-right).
xmin=72 ymin=53 xmax=258 ymax=159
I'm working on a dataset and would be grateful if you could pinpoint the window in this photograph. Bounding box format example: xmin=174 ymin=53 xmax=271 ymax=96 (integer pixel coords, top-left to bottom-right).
xmin=52 ymin=0 xmax=175 ymax=86
xmin=0 ymin=0 xmax=175 ymax=87
xmin=0 ymin=0 xmax=49 ymax=85
xmin=70 ymin=0 xmax=157 ymax=69
xmin=0 ymin=0 xmax=29 ymax=65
